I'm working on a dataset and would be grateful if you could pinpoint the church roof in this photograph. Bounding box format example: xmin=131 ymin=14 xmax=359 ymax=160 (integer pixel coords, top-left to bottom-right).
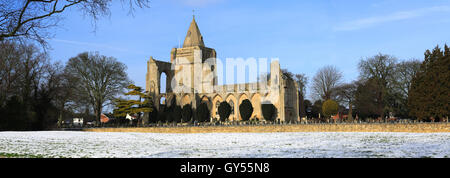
xmin=183 ymin=16 xmax=205 ymax=47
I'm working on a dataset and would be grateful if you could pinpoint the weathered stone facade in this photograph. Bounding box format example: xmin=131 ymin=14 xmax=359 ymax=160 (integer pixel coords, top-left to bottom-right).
xmin=145 ymin=17 xmax=299 ymax=123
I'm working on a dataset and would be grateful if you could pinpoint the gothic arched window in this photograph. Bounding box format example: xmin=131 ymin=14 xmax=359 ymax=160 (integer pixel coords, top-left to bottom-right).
xmin=229 ymin=100 xmax=234 ymax=115
xmin=215 ymin=101 xmax=220 ymax=116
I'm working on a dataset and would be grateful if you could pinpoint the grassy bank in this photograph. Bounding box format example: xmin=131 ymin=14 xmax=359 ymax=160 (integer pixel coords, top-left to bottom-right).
xmin=83 ymin=123 xmax=450 ymax=133
xmin=0 ymin=152 xmax=46 ymax=158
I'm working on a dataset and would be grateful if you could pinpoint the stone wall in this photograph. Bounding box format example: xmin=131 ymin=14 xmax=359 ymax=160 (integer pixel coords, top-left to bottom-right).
xmin=84 ymin=123 xmax=450 ymax=133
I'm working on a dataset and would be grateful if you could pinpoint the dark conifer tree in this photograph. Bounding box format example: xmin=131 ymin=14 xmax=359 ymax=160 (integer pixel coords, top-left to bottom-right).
xmin=196 ymin=103 xmax=210 ymax=122
xmin=218 ymin=101 xmax=231 ymax=122
xmin=239 ymin=99 xmax=253 ymax=121
xmin=409 ymin=45 xmax=449 ymax=121
xmin=182 ymin=104 xmax=193 ymax=122
xmin=261 ymin=103 xmax=276 ymax=121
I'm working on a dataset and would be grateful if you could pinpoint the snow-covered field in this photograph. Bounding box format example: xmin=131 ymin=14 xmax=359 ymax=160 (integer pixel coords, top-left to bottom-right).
xmin=0 ymin=131 xmax=449 ymax=158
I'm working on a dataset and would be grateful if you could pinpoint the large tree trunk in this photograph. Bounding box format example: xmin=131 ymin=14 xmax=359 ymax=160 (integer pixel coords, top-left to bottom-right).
xmin=378 ymin=90 xmax=385 ymax=122
xmin=94 ymin=101 xmax=102 ymax=127
xmin=348 ymin=101 xmax=353 ymax=122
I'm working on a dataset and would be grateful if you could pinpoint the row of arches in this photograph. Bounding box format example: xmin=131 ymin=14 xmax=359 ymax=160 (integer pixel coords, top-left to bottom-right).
xmin=207 ymin=94 xmax=259 ymax=121
xmin=200 ymin=93 xmax=263 ymax=121
xmin=155 ymin=93 xmax=268 ymax=121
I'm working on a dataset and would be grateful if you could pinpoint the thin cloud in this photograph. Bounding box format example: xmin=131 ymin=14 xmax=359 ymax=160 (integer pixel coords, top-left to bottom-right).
xmin=179 ymin=0 xmax=224 ymax=7
xmin=51 ymin=38 xmax=146 ymax=55
xmin=334 ymin=6 xmax=450 ymax=31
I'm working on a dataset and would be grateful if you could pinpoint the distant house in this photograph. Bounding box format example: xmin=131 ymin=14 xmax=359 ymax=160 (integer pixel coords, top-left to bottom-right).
xmin=86 ymin=121 xmax=96 ymax=126
xmin=126 ymin=113 xmax=137 ymax=120
xmin=101 ymin=113 xmax=110 ymax=123
xmin=331 ymin=113 xmax=348 ymax=121
xmin=73 ymin=118 xmax=83 ymax=126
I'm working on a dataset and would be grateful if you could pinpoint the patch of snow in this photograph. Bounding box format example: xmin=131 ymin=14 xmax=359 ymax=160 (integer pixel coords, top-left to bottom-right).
xmin=0 ymin=131 xmax=448 ymax=158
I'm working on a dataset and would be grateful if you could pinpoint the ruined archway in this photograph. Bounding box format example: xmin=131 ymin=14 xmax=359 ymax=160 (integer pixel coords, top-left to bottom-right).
xmin=200 ymin=95 xmax=212 ymax=111
xmin=212 ymin=95 xmax=224 ymax=120
xmin=225 ymin=94 xmax=237 ymax=121
xmin=158 ymin=94 xmax=167 ymax=111
xmin=159 ymin=71 xmax=173 ymax=94
xmin=238 ymin=93 xmax=249 ymax=120
xmin=181 ymin=94 xmax=191 ymax=107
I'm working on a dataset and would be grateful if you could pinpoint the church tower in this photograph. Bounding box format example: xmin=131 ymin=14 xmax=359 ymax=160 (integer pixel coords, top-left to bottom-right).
xmin=171 ymin=16 xmax=217 ymax=94
xmin=182 ymin=16 xmax=205 ymax=48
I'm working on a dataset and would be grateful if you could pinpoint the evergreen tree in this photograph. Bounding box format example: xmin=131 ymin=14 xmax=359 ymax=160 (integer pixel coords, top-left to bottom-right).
xmin=218 ymin=101 xmax=231 ymax=122
xmin=196 ymin=103 xmax=210 ymax=122
xmin=303 ymin=100 xmax=313 ymax=118
xmin=0 ymin=96 xmax=32 ymax=131
xmin=182 ymin=104 xmax=193 ymax=122
xmin=148 ymin=105 xmax=158 ymax=123
xmin=170 ymin=105 xmax=182 ymax=123
xmin=113 ymin=84 xmax=152 ymax=125
xmin=322 ymin=100 xmax=339 ymax=118
xmin=261 ymin=103 xmax=277 ymax=121
xmin=239 ymin=99 xmax=253 ymax=121
xmin=157 ymin=106 xmax=168 ymax=123
xmin=354 ymin=78 xmax=383 ymax=119
xmin=409 ymin=45 xmax=450 ymax=121
xmin=311 ymin=100 xmax=323 ymax=118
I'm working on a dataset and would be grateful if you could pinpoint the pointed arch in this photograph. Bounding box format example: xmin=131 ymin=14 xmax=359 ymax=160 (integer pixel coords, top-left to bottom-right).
xmin=200 ymin=95 xmax=212 ymax=112
xmin=225 ymin=94 xmax=237 ymax=121
xmin=238 ymin=93 xmax=250 ymax=120
xmin=159 ymin=71 xmax=168 ymax=94
xmin=238 ymin=93 xmax=249 ymax=104
xmin=212 ymin=95 xmax=224 ymax=119
xmin=181 ymin=94 xmax=191 ymax=107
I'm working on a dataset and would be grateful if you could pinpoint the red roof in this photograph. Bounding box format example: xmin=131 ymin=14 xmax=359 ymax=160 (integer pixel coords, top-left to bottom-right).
xmin=100 ymin=114 xmax=110 ymax=123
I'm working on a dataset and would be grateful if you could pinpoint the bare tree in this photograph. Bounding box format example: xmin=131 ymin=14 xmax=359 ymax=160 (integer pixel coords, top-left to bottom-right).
xmin=0 ymin=40 xmax=51 ymax=105
xmin=358 ymin=53 xmax=397 ymax=120
xmin=0 ymin=40 xmax=62 ymax=130
xmin=392 ymin=59 xmax=421 ymax=99
xmin=311 ymin=65 xmax=343 ymax=101
xmin=0 ymin=40 xmax=22 ymax=105
xmin=295 ymin=73 xmax=307 ymax=117
xmin=65 ymin=51 xmax=131 ymax=125
xmin=391 ymin=59 xmax=421 ymax=117
xmin=0 ymin=0 xmax=150 ymax=46
xmin=295 ymin=74 xmax=308 ymax=97
xmin=358 ymin=53 xmax=397 ymax=86
xmin=48 ymin=61 xmax=79 ymax=125
xmin=334 ymin=82 xmax=358 ymax=121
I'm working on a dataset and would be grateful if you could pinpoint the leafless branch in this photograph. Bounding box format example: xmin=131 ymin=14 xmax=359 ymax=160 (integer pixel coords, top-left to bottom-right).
xmin=0 ymin=0 xmax=150 ymax=47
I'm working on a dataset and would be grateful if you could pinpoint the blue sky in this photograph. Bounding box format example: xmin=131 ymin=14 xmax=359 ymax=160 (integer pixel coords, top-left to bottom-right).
xmin=48 ymin=0 xmax=450 ymax=99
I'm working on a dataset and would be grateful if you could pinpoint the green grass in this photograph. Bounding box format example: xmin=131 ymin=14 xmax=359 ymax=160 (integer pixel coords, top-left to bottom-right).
xmin=0 ymin=152 xmax=46 ymax=158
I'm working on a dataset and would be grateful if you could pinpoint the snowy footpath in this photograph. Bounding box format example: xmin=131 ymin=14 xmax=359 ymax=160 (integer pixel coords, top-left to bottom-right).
xmin=0 ymin=131 xmax=449 ymax=158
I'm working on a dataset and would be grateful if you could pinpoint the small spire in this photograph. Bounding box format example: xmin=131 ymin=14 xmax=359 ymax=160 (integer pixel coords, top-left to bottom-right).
xmin=183 ymin=12 xmax=205 ymax=47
